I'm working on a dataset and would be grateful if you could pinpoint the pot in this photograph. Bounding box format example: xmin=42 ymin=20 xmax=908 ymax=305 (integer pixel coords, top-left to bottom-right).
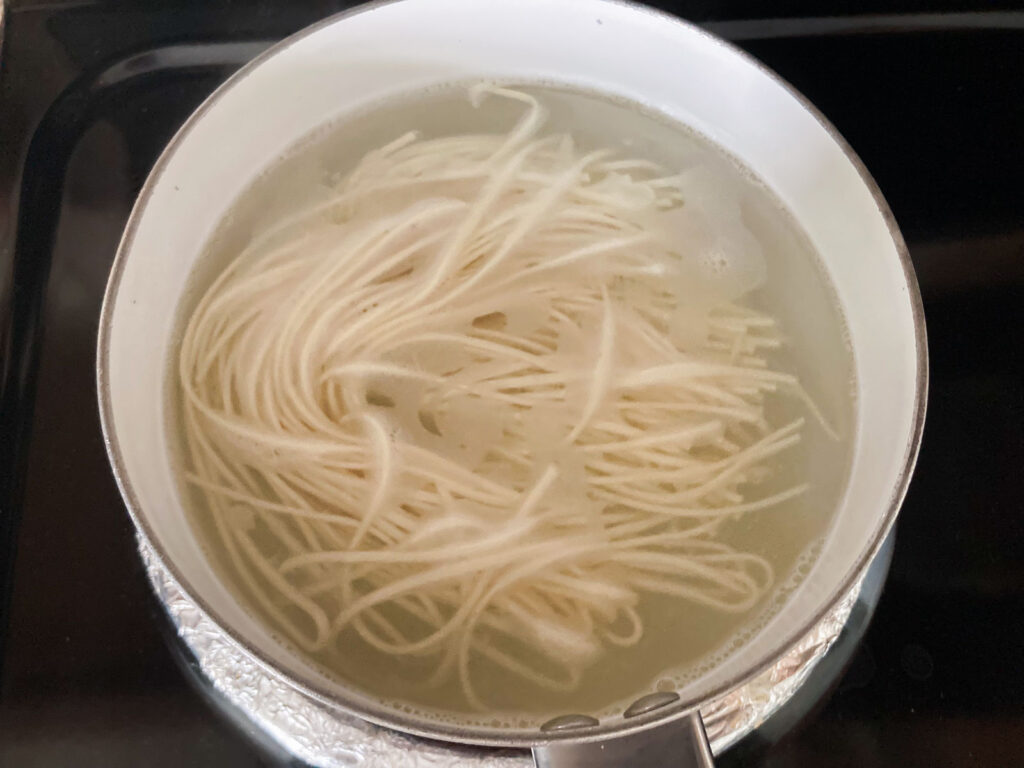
xmin=97 ymin=1 xmax=927 ymax=765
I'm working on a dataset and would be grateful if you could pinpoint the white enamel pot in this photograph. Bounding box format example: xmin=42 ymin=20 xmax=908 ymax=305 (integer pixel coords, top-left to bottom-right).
xmin=97 ymin=1 xmax=927 ymax=766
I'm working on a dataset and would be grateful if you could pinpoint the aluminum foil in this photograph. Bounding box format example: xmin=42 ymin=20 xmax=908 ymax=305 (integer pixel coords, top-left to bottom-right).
xmin=140 ymin=538 xmax=861 ymax=766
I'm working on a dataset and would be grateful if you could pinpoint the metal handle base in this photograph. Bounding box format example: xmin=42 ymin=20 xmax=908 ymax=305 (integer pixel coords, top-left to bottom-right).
xmin=532 ymin=712 xmax=714 ymax=768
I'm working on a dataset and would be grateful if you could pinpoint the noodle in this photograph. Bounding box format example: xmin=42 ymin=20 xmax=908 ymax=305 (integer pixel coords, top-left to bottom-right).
xmin=178 ymin=84 xmax=823 ymax=711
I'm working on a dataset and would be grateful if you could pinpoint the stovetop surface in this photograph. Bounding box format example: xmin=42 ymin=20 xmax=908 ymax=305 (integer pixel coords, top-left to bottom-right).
xmin=1 ymin=3 xmax=1022 ymax=766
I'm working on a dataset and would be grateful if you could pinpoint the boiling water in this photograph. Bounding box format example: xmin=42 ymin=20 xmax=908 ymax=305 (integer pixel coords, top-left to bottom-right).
xmin=171 ymin=84 xmax=855 ymax=726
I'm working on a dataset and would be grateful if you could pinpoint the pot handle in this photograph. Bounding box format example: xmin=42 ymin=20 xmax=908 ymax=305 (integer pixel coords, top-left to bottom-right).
xmin=531 ymin=711 xmax=714 ymax=768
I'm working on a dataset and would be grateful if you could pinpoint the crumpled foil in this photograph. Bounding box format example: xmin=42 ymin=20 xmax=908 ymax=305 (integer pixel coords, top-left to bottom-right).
xmin=140 ymin=538 xmax=861 ymax=766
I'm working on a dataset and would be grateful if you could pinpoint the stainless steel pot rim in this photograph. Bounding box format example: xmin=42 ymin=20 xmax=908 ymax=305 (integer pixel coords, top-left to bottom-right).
xmin=96 ymin=0 xmax=928 ymax=748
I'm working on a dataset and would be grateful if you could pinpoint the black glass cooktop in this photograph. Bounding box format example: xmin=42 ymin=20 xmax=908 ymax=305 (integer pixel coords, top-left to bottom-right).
xmin=1 ymin=2 xmax=1022 ymax=766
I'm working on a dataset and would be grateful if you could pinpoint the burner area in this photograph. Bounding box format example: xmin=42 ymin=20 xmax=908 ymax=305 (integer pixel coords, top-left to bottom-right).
xmin=1 ymin=4 xmax=1022 ymax=766
xmin=139 ymin=533 xmax=893 ymax=767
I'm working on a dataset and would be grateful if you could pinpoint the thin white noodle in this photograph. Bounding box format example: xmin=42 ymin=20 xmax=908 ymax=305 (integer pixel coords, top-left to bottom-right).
xmin=178 ymin=84 xmax=833 ymax=712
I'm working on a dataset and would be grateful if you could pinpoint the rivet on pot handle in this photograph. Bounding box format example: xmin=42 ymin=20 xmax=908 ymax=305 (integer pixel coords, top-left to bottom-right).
xmin=532 ymin=711 xmax=714 ymax=768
